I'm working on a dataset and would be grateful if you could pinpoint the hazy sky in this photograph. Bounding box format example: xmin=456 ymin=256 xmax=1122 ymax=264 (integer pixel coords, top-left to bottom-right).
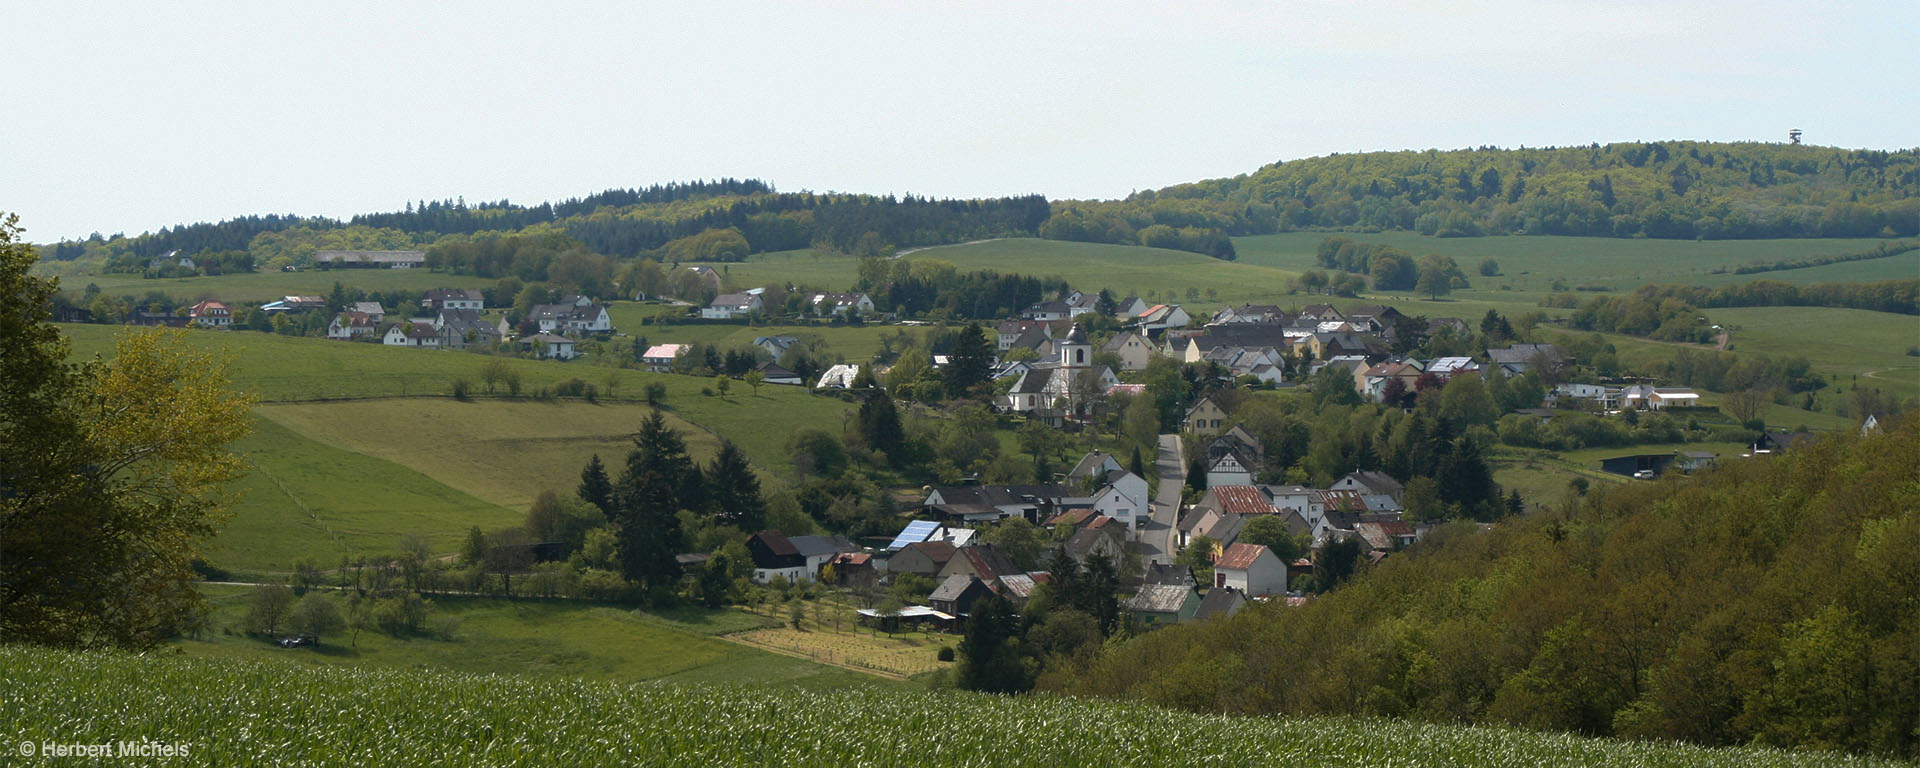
xmin=6 ymin=1 xmax=1915 ymax=242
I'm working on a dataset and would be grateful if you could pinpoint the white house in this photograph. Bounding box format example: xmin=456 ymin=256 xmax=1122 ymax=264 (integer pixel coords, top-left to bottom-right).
xmin=702 ymin=292 xmax=763 ymax=319
xmin=1213 ymin=542 xmax=1287 ymax=596
xmin=642 ymin=344 xmax=687 ymax=372
xmin=422 ymin=289 xmax=484 ymax=312
xmin=383 ymin=321 xmax=441 ymax=348
xmin=1135 ymin=304 xmax=1192 ymax=334
xmin=809 ymin=292 xmax=875 ymax=317
xmin=529 ymin=296 xmax=612 ymax=335
xmin=326 ymin=311 xmax=378 ymax=339
xmin=521 ymin=332 xmax=578 ymax=360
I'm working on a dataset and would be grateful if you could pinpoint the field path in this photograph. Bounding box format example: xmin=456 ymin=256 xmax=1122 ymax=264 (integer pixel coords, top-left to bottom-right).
xmin=1861 ymin=366 xmax=1919 ymax=383
xmin=892 ymin=238 xmax=1003 ymax=259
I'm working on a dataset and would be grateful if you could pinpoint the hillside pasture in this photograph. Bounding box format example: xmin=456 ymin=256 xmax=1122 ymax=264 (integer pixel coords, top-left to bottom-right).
xmin=1232 ymin=232 xmax=1898 ymax=293
xmin=213 ymin=417 xmax=519 ymax=574
xmin=256 ymin=399 xmax=727 ymax=512
xmin=59 ymin=324 xmax=860 ymax=477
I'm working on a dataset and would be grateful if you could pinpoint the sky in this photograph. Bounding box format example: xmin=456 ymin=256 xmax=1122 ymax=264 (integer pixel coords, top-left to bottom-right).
xmin=5 ymin=0 xmax=1916 ymax=243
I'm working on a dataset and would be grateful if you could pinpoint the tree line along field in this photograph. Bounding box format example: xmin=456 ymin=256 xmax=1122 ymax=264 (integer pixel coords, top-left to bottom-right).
xmin=5 ymin=644 xmax=1900 ymax=767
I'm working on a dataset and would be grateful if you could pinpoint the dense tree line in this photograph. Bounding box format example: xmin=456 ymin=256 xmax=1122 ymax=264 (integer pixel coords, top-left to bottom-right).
xmin=351 ymin=180 xmax=774 ymax=235
xmin=1073 ymin=142 xmax=1920 ymax=241
xmin=1314 ymin=236 xmax=1471 ymax=293
xmin=1728 ymin=239 xmax=1917 ymax=275
xmin=1558 ymin=286 xmax=1715 ymax=342
xmin=1037 ymin=199 xmax=1238 ymax=259
xmin=1628 ymin=278 xmax=1918 ymax=316
xmin=1050 ymin=419 xmax=1920 ymax=760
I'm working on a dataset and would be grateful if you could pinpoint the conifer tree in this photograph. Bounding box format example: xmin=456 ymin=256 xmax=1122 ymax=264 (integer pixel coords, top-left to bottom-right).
xmin=577 ymin=453 xmax=613 ymax=517
xmin=704 ymin=440 xmax=764 ymax=531
xmin=613 ymin=410 xmax=693 ymax=598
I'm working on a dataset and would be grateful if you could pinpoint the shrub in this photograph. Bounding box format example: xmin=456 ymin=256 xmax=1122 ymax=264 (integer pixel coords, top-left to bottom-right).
xmin=937 ymin=646 xmax=955 ymax=662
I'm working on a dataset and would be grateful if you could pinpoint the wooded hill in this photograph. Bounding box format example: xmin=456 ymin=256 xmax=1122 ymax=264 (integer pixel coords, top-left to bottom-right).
xmin=1047 ymin=416 xmax=1920 ymax=761
xmin=1056 ymin=141 xmax=1919 ymax=242
xmin=43 ymin=142 xmax=1917 ymax=272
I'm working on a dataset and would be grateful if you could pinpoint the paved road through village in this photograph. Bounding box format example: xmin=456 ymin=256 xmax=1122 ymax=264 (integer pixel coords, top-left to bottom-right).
xmin=1137 ymin=433 xmax=1185 ymax=566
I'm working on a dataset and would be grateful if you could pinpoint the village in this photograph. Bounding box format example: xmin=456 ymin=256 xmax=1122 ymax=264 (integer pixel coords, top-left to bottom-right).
xmin=99 ymin=247 xmax=1832 ymax=643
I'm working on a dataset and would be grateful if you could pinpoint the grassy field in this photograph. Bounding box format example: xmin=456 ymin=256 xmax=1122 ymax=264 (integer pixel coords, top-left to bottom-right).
xmin=257 ymin=399 xmax=727 ymax=512
xmin=212 ymin=417 xmax=520 ymax=574
xmin=56 ymin=268 xmax=495 ymax=303
xmin=183 ymin=584 xmax=887 ymax=690
xmin=1232 ymin=232 xmax=1900 ymax=293
xmin=59 ymin=323 xmax=862 ymax=475
xmin=5 ymin=644 xmax=1898 ymax=767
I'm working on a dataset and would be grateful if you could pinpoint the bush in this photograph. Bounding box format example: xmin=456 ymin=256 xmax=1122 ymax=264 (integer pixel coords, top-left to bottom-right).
xmin=451 ymin=378 xmax=471 ymax=401
xmin=937 ymin=646 xmax=955 ymax=662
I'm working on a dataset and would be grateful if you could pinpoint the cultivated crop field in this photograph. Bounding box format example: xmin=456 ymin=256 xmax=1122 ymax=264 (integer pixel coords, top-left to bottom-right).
xmin=3 ymin=646 xmax=1897 ymax=767
xmin=729 ymin=600 xmax=955 ymax=679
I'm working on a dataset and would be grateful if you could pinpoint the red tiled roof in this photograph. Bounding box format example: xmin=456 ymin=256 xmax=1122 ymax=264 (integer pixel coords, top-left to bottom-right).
xmin=1045 ymin=508 xmax=1097 ymax=527
xmin=1212 ymin=486 xmax=1275 ymax=517
xmin=1085 ymin=515 xmax=1117 ymax=530
xmin=1215 ymin=542 xmax=1271 ymax=571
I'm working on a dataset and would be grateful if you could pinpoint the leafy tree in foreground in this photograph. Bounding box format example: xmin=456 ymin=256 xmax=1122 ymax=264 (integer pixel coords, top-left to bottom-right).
xmin=2 ymin=212 xmax=254 ymax=649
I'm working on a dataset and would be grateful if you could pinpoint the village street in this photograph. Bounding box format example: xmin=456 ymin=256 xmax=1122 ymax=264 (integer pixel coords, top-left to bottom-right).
xmin=1137 ymin=433 xmax=1184 ymax=566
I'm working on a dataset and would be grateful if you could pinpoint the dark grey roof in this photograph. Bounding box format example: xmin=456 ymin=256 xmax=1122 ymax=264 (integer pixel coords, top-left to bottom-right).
xmin=1194 ymin=587 xmax=1247 ymax=621
xmin=1144 ymin=563 xmax=1196 ymax=587
xmin=1124 ymin=584 xmax=1196 ymax=614
xmin=1486 ymin=343 xmax=1569 ymax=365
xmin=789 ymin=535 xmax=855 ymax=559
xmin=930 ymin=574 xmax=979 ymax=602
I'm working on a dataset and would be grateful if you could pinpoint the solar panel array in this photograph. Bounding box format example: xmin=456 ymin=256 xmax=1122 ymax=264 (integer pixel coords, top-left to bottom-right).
xmin=888 ymin=520 xmax=940 ymax=550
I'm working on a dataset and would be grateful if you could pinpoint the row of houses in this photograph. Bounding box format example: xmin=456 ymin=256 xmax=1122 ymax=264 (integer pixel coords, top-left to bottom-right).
xmin=703 ymin=290 xmax=877 ymax=320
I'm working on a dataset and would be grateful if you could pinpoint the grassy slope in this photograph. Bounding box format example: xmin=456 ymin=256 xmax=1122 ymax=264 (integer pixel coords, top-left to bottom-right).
xmin=212 ymin=417 xmax=520 ymax=574
xmin=65 ymin=268 xmax=495 ymax=303
xmin=183 ymin=585 xmax=881 ymax=690
xmin=57 ymin=323 xmax=855 ymax=476
xmin=3 ymin=645 xmax=1896 ymax=767
xmin=256 ymin=399 xmax=726 ymax=512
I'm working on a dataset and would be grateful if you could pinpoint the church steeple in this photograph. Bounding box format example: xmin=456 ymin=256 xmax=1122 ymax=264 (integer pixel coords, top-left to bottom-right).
xmin=1062 ymin=324 xmax=1090 ymax=367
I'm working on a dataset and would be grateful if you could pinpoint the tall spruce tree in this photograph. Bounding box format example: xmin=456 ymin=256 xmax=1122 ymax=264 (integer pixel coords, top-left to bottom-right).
xmin=944 ymin=322 xmax=993 ymax=399
xmin=957 ymin=595 xmax=1032 ymax=693
xmin=578 ymin=453 xmax=613 ymax=517
xmin=857 ymin=390 xmax=907 ymax=463
xmin=704 ymin=439 xmax=764 ymax=531
xmin=613 ymin=410 xmax=693 ymax=597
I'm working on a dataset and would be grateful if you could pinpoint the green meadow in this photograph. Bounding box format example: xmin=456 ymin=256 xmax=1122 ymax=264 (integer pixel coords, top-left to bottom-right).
xmin=212 ymin=417 xmax=519 ymax=574
xmin=60 ymin=267 xmax=495 ymax=303
xmin=256 ymin=399 xmax=727 ymax=512
xmin=183 ymin=584 xmax=888 ymax=689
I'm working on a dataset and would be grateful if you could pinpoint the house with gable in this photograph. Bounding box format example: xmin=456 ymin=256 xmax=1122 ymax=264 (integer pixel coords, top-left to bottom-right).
xmin=809 ymin=292 xmax=875 ymax=318
xmin=702 ymin=292 xmax=763 ymax=320
xmin=936 ymin=543 xmax=1020 ymax=585
xmin=383 ymin=321 xmax=441 ymax=348
xmin=1204 ymin=425 xmax=1264 ymax=487
xmin=929 ymin=574 xmax=995 ymax=617
xmin=1213 ymin=542 xmax=1287 ymax=596
xmin=188 ymin=300 xmax=232 ymax=328
xmin=1332 ymin=470 xmax=1405 ymax=504
xmin=326 ymin=311 xmax=378 ymax=339
xmin=1099 ymin=330 xmax=1156 ymax=371
xmin=422 ymin=289 xmax=485 ymax=312
xmin=746 ymin=530 xmax=810 ymax=584
xmin=1113 ymin=296 xmax=1151 ymax=319
xmin=1193 ymin=586 xmax=1248 ymax=621
xmin=1486 ymin=343 xmax=1571 ymax=376
xmin=434 ymin=308 xmax=504 ymax=349
xmin=887 ymin=540 xmax=957 ymax=578
xmin=642 ymin=344 xmax=687 ymax=372
xmin=519 ymin=332 xmax=578 ymax=360
xmin=1184 ymin=395 xmax=1229 ymax=434
xmin=1064 ymin=518 xmax=1127 ymax=567
xmin=529 ymin=296 xmax=612 ymax=335
xmin=1135 ymin=304 xmax=1191 ymax=335
xmin=1124 ymin=583 xmax=1202 ymax=625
